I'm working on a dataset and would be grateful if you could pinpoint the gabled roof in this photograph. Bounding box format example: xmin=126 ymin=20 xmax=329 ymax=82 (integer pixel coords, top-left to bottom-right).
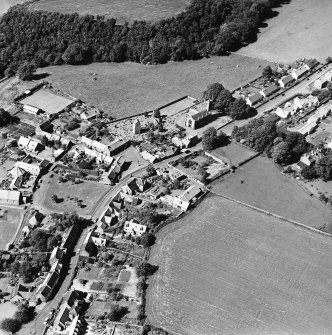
xmin=9 ymin=166 xmax=25 ymax=178
xmin=247 ymin=93 xmax=263 ymax=104
xmin=279 ymin=75 xmax=294 ymax=85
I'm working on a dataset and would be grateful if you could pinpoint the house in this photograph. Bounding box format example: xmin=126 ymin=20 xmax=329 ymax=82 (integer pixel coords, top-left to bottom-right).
xmin=84 ymin=147 xmax=113 ymax=166
xmin=160 ymin=194 xmax=191 ymax=212
xmin=135 ymin=177 xmax=147 ymax=192
xmin=90 ymin=235 xmax=106 ymax=247
xmin=185 ymin=101 xmax=211 ymax=130
xmin=141 ymin=150 xmax=158 ymax=164
xmin=18 ymin=136 xmax=44 ymax=153
xmin=172 ymin=134 xmax=198 ymax=149
xmin=307 ymin=104 xmax=331 ymax=124
xmin=61 ymin=225 xmax=79 ymax=250
xmin=22 ymin=226 xmax=31 ymax=237
xmin=245 ymin=93 xmax=263 ymax=107
xmin=10 ymin=284 xmax=34 ymax=304
xmin=314 ymin=76 xmax=328 ymax=89
xmin=179 ymin=184 xmax=204 ymax=205
xmin=259 ymin=85 xmax=279 ymax=98
xmin=291 ymin=66 xmax=308 ymax=80
xmin=278 ymin=75 xmax=294 ymax=88
xmin=36 ymin=270 xmax=60 ymax=302
xmin=80 ymin=109 xmax=99 ymax=121
xmin=123 ymin=219 xmax=147 ymax=237
xmin=122 ymin=178 xmax=139 ymax=195
xmin=293 ymin=95 xmax=319 ymax=109
xmin=300 ymin=153 xmax=315 ymax=166
xmin=325 ymin=69 xmax=332 ymax=81
xmin=108 ymin=156 xmax=126 ymax=182
xmin=298 ymin=122 xmax=318 ymax=135
xmin=304 ymin=59 xmax=318 ymax=71
xmin=29 ymin=212 xmax=44 ymax=227
xmin=275 ymin=103 xmax=297 ymax=119
xmin=133 ymin=119 xmax=141 ymax=134
xmin=49 ymin=247 xmax=64 ymax=265
xmin=0 ymin=190 xmax=21 ymax=205
xmin=81 ymin=137 xmax=110 ymax=156
xmin=15 ymin=161 xmax=41 ymax=176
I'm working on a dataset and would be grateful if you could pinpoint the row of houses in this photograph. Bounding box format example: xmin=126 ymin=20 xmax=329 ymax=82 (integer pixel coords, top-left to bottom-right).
xmin=81 ymin=136 xmax=130 ymax=157
xmin=276 ymin=95 xmax=319 ymax=119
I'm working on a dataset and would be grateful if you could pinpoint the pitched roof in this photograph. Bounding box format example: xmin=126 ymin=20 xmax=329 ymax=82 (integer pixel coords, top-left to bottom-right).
xmin=0 ymin=190 xmax=20 ymax=202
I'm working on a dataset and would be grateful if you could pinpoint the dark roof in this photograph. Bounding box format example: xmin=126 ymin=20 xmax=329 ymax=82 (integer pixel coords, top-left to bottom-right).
xmin=263 ymin=85 xmax=279 ymax=96
xmin=248 ymin=93 xmax=263 ymax=104
xmin=46 ymin=271 xmax=59 ymax=288
xmin=280 ymin=75 xmax=294 ymax=84
xmin=63 ymin=290 xmax=80 ymax=307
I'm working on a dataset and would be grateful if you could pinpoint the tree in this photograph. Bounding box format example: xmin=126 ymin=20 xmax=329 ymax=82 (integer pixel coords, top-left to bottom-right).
xmin=202 ymin=127 xmax=217 ymax=151
xmin=271 ymin=141 xmax=291 ymax=165
xmin=108 ymin=305 xmax=128 ymax=321
xmin=202 ymin=83 xmax=224 ymax=102
xmin=136 ymin=262 xmax=158 ymax=277
xmin=17 ymin=62 xmax=36 ymax=80
xmin=214 ymin=89 xmax=234 ymax=113
xmin=0 ymin=318 xmax=21 ymax=333
xmin=29 ymin=229 xmax=50 ymax=252
xmin=228 ymin=99 xmax=252 ymax=120
xmin=146 ymin=164 xmax=156 ymax=177
xmin=153 ymin=109 xmax=161 ymax=119
xmin=140 ymin=233 xmax=156 ymax=248
xmin=326 ymin=56 xmax=332 ymax=64
xmin=0 ymin=109 xmax=13 ymax=127
xmin=14 ymin=304 xmax=35 ymax=324
xmin=262 ymin=65 xmax=273 ymax=78
xmin=40 ymin=135 xmax=49 ymax=147
xmin=79 ymin=160 xmax=93 ymax=170
xmin=62 ymin=43 xmax=89 ymax=65
xmin=315 ymin=155 xmax=332 ymax=181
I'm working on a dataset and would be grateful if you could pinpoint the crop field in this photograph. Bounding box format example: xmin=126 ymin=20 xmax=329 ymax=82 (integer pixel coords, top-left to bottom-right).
xmin=33 ymin=175 xmax=109 ymax=215
xmin=0 ymin=207 xmax=23 ymax=249
xmin=147 ymin=196 xmax=332 ymax=335
xmin=29 ymin=0 xmax=189 ymax=24
xmin=239 ymin=0 xmax=332 ymax=63
xmin=37 ymin=54 xmax=270 ymax=119
xmin=211 ymin=156 xmax=332 ymax=232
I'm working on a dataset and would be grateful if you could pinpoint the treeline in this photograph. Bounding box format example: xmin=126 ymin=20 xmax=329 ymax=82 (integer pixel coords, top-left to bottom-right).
xmin=0 ymin=0 xmax=278 ymax=75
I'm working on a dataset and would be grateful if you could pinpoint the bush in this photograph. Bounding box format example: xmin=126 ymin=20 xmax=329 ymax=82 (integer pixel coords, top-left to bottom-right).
xmin=0 ymin=318 xmax=21 ymax=333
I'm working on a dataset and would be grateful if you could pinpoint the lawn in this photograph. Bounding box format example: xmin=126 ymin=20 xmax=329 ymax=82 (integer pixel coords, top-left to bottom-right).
xmin=0 ymin=207 xmax=23 ymax=249
xmin=0 ymin=302 xmax=18 ymax=330
xmin=34 ymin=176 xmax=109 ymax=215
xmin=29 ymin=0 xmax=190 ymax=24
xmin=36 ymin=54 xmax=271 ymax=119
xmin=211 ymin=156 xmax=332 ymax=232
xmin=147 ymin=196 xmax=332 ymax=335
xmin=239 ymin=0 xmax=332 ymax=63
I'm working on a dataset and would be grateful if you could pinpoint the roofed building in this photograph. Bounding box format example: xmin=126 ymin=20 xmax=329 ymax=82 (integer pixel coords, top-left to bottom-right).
xmin=185 ymin=101 xmax=211 ymax=130
xmin=245 ymin=93 xmax=263 ymax=107
xmin=278 ymin=75 xmax=294 ymax=88
xmin=291 ymin=66 xmax=308 ymax=80
xmin=259 ymin=85 xmax=279 ymax=98
xmin=0 ymin=190 xmax=21 ymax=206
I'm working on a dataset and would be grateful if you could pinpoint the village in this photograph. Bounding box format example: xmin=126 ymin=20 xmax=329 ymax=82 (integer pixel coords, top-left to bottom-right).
xmin=0 ymin=56 xmax=331 ymax=335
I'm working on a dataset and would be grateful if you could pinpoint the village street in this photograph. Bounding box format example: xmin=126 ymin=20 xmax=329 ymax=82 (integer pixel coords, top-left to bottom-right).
xmin=222 ymin=63 xmax=332 ymax=135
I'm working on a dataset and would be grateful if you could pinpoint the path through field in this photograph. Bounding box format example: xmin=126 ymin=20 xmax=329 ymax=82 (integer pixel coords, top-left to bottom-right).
xmin=147 ymin=196 xmax=332 ymax=335
xmin=239 ymin=0 xmax=332 ymax=63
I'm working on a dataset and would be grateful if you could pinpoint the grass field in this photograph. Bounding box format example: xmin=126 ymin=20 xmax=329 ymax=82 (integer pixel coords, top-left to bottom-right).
xmin=33 ymin=176 xmax=109 ymax=215
xmin=211 ymin=156 xmax=332 ymax=232
xmin=37 ymin=54 xmax=270 ymax=119
xmin=29 ymin=0 xmax=190 ymax=24
xmin=239 ymin=0 xmax=332 ymax=63
xmin=0 ymin=207 xmax=23 ymax=249
xmin=147 ymin=196 xmax=332 ymax=335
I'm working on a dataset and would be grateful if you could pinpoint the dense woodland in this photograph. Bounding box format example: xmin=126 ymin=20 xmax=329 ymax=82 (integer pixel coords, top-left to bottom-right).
xmin=0 ymin=0 xmax=278 ymax=75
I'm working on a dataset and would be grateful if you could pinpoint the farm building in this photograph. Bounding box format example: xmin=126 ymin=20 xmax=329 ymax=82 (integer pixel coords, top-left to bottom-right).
xmin=245 ymin=93 xmax=263 ymax=107
xmin=291 ymin=66 xmax=308 ymax=80
xmin=185 ymin=101 xmax=211 ymax=130
xmin=20 ymin=89 xmax=75 ymax=120
xmin=278 ymin=75 xmax=294 ymax=88
xmin=259 ymin=84 xmax=279 ymax=97
xmin=124 ymin=219 xmax=147 ymax=237
xmin=0 ymin=190 xmax=21 ymax=205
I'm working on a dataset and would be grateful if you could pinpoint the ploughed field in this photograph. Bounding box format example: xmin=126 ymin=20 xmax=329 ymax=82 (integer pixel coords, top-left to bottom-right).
xmin=29 ymin=0 xmax=190 ymax=24
xmin=38 ymin=54 xmax=270 ymax=118
xmin=147 ymin=196 xmax=332 ymax=335
xmin=239 ymin=0 xmax=332 ymax=62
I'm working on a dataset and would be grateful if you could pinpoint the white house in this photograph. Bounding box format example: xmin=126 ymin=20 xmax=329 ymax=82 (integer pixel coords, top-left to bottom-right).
xmin=259 ymin=85 xmax=279 ymax=98
xmin=18 ymin=137 xmax=44 ymax=153
xmin=275 ymin=103 xmax=297 ymax=119
xmin=293 ymin=95 xmax=319 ymax=110
xmin=23 ymin=105 xmax=40 ymax=115
xmin=298 ymin=122 xmax=318 ymax=135
xmin=81 ymin=136 xmax=110 ymax=156
xmin=314 ymin=77 xmax=328 ymax=89
xmin=278 ymin=75 xmax=294 ymax=88
xmin=291 ymin=66 xmax=308 ymax=80
xmin=123 ymin=219 xmax=147 ymax=237
xmin=0 ymin=190 xmax=21 ymax=206
xmin=245 ymin=93 xmax=263 ymax=107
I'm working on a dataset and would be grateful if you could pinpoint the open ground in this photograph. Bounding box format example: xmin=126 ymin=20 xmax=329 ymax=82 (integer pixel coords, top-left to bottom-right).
xmin=238 ymin=0 xmax=332 ymax=63
xmin=0 ymin=206 xmax=23 ymax=249
xmin=211 ymin=156 xmax=332 ymax=232
xmin=147 ymin=195 xmax=332 ymax=335
xmin=29 ymin=0 xmax=190 ymax=24
xmin=36 ymin=54 xmax=271 ymax=118
xmin=33 ymin=175 xmax=109 ymax=216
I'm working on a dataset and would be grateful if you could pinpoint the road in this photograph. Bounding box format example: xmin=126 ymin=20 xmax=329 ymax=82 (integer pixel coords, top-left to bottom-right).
xmin=222 ymin=63 xmax=332 ymax=135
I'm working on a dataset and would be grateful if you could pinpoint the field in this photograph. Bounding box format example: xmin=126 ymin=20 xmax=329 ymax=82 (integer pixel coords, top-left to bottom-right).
xmin=33 ymin=175 xmax=109 ymax=215
xmin=0 ymin=207 xmax=23 ymax=249
xmin=37 ymin=54 xmax=270 ymax=119
xmin=239 ymin=0 xmax=332 ymax=63
xmin=29 ymin=0 xmax=190 ymax=24
xmin=147 ymin=196 xmax=332 ymax=335
xmin=211 ymin=156 xmax=332 ymax=232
